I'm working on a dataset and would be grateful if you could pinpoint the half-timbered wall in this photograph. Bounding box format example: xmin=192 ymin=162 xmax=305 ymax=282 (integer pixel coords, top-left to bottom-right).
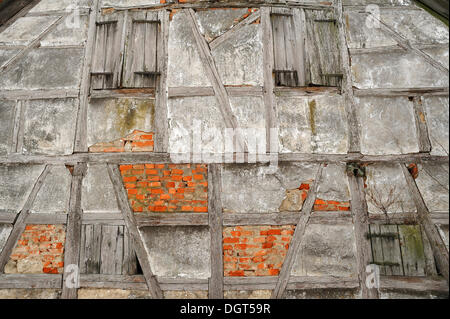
xmin=0 ymin=0 xmax=448 ymax=299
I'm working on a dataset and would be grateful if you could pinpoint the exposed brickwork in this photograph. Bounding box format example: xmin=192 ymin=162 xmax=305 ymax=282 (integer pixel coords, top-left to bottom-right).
xmin=120 ymin=164 xmax=208 ymax=213
xmin=223 ymin=225 xmax=295 ymax=277
xmin=8 ymin=225 xmax=65 ymax=274
xmin=297 ymin=183 xmax=351 ymax=212
xmin=89 ymin=130 xmax=154 ymax=153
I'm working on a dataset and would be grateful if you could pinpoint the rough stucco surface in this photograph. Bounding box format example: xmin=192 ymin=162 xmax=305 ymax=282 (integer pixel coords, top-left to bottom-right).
xmin=291 ymin=224 xmax=357 ymax=277
xmin=423 ymin=96 xmax=449 ymax=155
xmin=0 ymin=165 xmax=45 ymax=213
xmin=0 ymin=289 xmax=61 ymax=299
xmin=0 ymin=100 xmax=15 ymax=155
xmin=284 ymin=289 xmax=359 ymax=299
xmin=82 ymin=164 xmax=120 ymax=212
xmin=357 ymin=96 xmax=419 ymax=155
xmin=0 ymin=16 xmax=59 ymax=46
xmin=0 ymin=225 xmax=12 ymax=252
xmin=142 ymin=226 xmax=211 ymax=279
xmin=415 ymin=163 xmax=449 ymax=212
xmin=222 ymin=163 xmax=318 ymax=214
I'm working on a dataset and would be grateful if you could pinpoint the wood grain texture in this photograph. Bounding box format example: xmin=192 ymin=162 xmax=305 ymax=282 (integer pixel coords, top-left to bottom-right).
xmin=107 ymin=164 xmax=163 ymax=298
xmin=412 ymin=97 xmax=432 ymax=153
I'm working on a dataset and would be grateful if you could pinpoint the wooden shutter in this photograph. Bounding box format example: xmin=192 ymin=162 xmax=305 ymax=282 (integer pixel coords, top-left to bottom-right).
xmin=369 ymin=224 xmax=434 ymax=276
xmin=91 ymin=13 xmax=124 ymax=90
xmin=270 ymin=8 xmax=303 ymax=87
xmin=123 ymin=11 xmax=160 ymax=89
xmin=305 ymin=10 xmax=343 ymax=87
xmin=80 ymin=224 xmax=138 ymax=275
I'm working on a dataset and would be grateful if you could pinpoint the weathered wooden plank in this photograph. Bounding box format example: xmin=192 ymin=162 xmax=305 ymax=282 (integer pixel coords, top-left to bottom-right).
xmin=0 ymin=274 xmax=62 ymax=289
xmin=380 ymin=276 xmax=449 ymax=293
xmin=10 ymin=101 xmax=22 ymax=153
xmin=412 ymin=97 xmax=432 ymax=153
xmin=354 ymin=87 xmax=449 ymax=97
xmin=272 ymin=164 xmax=323 ymax=299
xmin=26 ymin=213 xmax=68 ymax=225
xmin=0 ymin=89 xmax=80 ymax=101
xmin=100 ymin=225 xmax=119 ymax=274
xmin=107 ymin=164 xmax=163 ymax=298
xmin=348 ymin=172 xmax=379 ymax=299
xmin=122 ymin=227 xmax=137 ymax=275
xmin=61 ymin=163 xmax=88 ymax=299
xmin=369 ymin=225 xmax=386 ymax=275
xmin=335 ymin=0 xmax=361 ymax=153
xmin=379 ymin=225 xmax=403 ymax=276
xmin=154 ymin=9 xmax=169 ymax=153
xmin=350 ymin=43 xmax=450 ymax=55
xmin=0 ymin=165 xmax=51 ymax=273
xmin=261 ymin=7 xmax=277 ymax=154
xmin=74 ymin=0 xmax=100 ymax=153
xmin=420 ymin=225 xmax=439 ymax=276
xmin=168 ymin=86 xmax=264 ymax=98
xmin=398 ymin=225 xmax=426 ymax=276
xmin=401 ymin=164 xmax=449 ymax=282
xmin=208 ymin=164 xmax=224 ymax=299
xmin=185 ymin=8 xmax=247 ymax=153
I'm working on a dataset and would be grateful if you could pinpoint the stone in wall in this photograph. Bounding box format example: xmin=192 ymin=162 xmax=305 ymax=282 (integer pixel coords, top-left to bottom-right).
xmin=120 ymin=164 xmax=208 ymax=213
xmin=224 ymin=290 xmax=271 ymax=299
xmin=291 ymin=224 xmax=357 ymax=277
xmin=88 ymin=98 xmax=155 ymax=152
xmin=357 ymin=96 xmax=419 ymax=155
xmin=78 ymin=289 xmax=151 ymax=299
xmin=223 ymin=225 xmax=295 ymax=277
xmin=142 ymin=226 xmax=211 ymax=279
xmin=5 ymin=225 xmax=66 ymax=274
xmin=164 ymin=290 xmax=208 ymax=299
xmin=21 ymin=99 xmax=78 ymax=155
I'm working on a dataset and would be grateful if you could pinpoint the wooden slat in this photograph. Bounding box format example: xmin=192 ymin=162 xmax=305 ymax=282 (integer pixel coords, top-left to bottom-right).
xmin=348 ymin=172 xmax=379 ymax=298
xmin=398 ymin=225 xmax=426 ymax=276
xmin=107 ymin=164 xmax=163 ymax=298
xmin=208 ymin=164 xmax=224 ymax=299
xmin=379 ymin=225 xmax=403 ymax=275
xmin=412 ymin=97 xmax=432 ymax=153
xmin=0 ymin=165 xmax=51 ymax=273
xmin=369 ymin=225 xmax=386 ymax=275
xmin=354 ymin=87 xmax=449 ymax=97
xmin=272 ymin=164 xmax=324 ymax=299
xmin=0 ymin=274 xmax=62 ymax=289
xmin=100 ymin=225 xmax=120 ymax=274
xmin=185 ymin=8 xmax=247 ymax=153
xmin=380 ymin=275 xmax=449 ymax=293
xmin=401 ymin=164 xmax=449 ymax=282
xmin=61 ymin=163 xmax=88 ymax=299
xmin=122 ymin=228 xmax=137 ymax=275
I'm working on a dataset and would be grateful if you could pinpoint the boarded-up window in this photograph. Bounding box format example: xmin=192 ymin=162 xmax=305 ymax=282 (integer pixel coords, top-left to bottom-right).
xmin=80 ymin=224 xmax=139 ymax=275
xmin=123 ymin=12 xmax=160 ymax=89
xmin=368 ymin=225 xmax=437 ymax=276
xmin=90 ymin=11 xmax=161 ymax=90
xmin=91 ymin=15 xmax=123 ymax=90
xmin=270 ymin=8 xmax=342 ymax=88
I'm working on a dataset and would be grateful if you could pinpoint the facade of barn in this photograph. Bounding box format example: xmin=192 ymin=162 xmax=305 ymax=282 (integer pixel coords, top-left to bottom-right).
xmin=0 ymin=0 xmax=448 ymax=299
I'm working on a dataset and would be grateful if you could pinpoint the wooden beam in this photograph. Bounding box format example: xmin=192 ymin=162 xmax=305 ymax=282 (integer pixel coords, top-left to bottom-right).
xmin=107 ymin=164 xmax=163 ymax=298
xmin=185 ymin=8 xmax=247 ymax=153
xmin=61 ymin=163 xmax=87 ymax=299
xmin=350 ymin=43 xmax=449 ymax=55
xmin=0 ymin=165 xmax=51 ymax=273
xmin=74 ymin=0 xmax=100 ymax=153
xmin=272 ymin=164 xmax=324 ymax=299
xmin=0 ymin=89 xmax=80 ymax=101
xmin=154 ymin=9 xmax=170 ymax=153
xmin=208 ymin=164 xmax=224 ymax=299
xmin=335 ymin=0 xmax=361 ymax=153
xmin=401 ymin=164 xmax=449 ymax=282
xmin=412 ymin=96 xmax=432 ymax=153
xmin=348 ymin=172 xmax=379 ymax=299
xmin=261 ymin=7 xmax=276 ymax=154
xmin=0 ymin=274 xmax=62 ymax=289
xmin=354 ymin=87 xmax=449 ymax=97
xmin=168 ymin=86 xmax=264 ymax=98
xmin=380 ymin=276 xmax=448 ymax=293
xmin=209 ymin=10 xmax=261 ymax=50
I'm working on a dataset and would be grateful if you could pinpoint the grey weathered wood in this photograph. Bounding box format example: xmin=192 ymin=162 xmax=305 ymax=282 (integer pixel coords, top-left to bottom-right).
xmin=74 ymin=0 xmax=100 ymax=153
xmin=15 ymin=100 xmax=26 ymax=154
xmin=122 ymin=228 xmax=137 ymax=275
xmin=209 ymin=10 xmax=261 ymax=50
xmin=335 ymin=0 xmax=360 ymax=153
xmin=0 ymin=165 xmax=51 ymax=273
xmin=379 ymin=225 xmax=403 ymax=275
xmin=154 ymin=9 xmax=169 ymax=153
xmin=0 ymin=274 xmax=62 ymax=289
xmin=100 ymin=225 xmax=121 ymax=275
xmin=369 ymin=225 xmax=385 ymax=275
xmin=348 ymin=173 xmax=379 ymax=299
xmin=0 ymin=89 xmax=80 ymax=101
xmin=107 ymin=164 xmax=163 ymax=298
xmin=354 ymin=87 xmax=449 ymax=97
xmin=401 ymin=164 xmax=449 ymax=282
xmin=168 ymin=86 xmax=264 ymax=98
xmin=412 ymin=97 xmax=432 ymax=153
xmin=10 ymin=101 xmax=23 ymax=153
xmin=26 ymin=213 xmax=68 ymax=225
xmin=350 ymin=43 xmax=450 ymax=55
xmin=61 ymin=163 xmax=88 ymax=299
xmin=272 ymin=164 xmax=324 ymax=299
xmin=208 ymin=164 xmax=224 ymax=299
xmin=420 ymin=225 xmax=439 ymax=276
xmin=398 ymin=225 xmax=426 ymax=276
xmin=185 ymin=8 xmax=247 ymax=153
xmin=261 ymin=7 xmax=277 ymax=154
xmin=380 ymin=275 xmax=449 ymax=293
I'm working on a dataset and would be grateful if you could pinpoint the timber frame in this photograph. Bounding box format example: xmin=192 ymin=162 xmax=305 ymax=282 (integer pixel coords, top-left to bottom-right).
xmin=0 ymin=0 xmax=449 ymax=299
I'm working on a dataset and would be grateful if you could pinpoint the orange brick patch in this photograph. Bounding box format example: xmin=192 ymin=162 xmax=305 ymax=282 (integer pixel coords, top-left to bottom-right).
xmin=298 ymin=183 xmax=350 ymax=212
xmin=9 ymin=225 xmax=66 ymax=274
xmin=89 ymin=130 xmax=154 ymax=153
xmin=120 ymin=164 xmax=208 ymax=213
xmin=223 ymin=225 xmax=295 ymax=277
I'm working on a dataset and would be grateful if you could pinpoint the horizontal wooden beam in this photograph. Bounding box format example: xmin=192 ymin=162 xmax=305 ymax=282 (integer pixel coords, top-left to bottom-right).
xmin=380 ymin=276 xmax=449 ymax=293
xmin=354 ymin=87 xmax=449 ymax=97
xmin=168 ymin=86 xmax=264 ymax=98
xmin=0 ymin=152 xmax=447 ymax=165
xmin=350 ymin=43 xmax=449 ymax=55
xmin=0 ymin=89 xmax=80 ymax=100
